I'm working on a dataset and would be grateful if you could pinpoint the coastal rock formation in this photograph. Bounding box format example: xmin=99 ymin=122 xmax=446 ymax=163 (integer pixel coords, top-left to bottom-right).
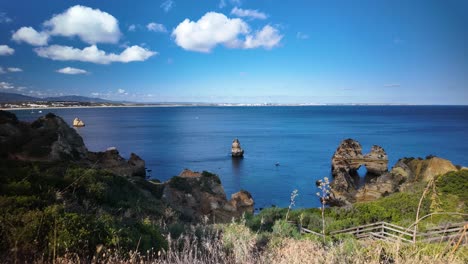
xmin=87 ymin=149 xmax=146 ymax=178
xmin=329 ymin=138 xmax=460 ymax=205
xmin=231 ymin=138 xmax=244 ymax=157
xmin=330 ymin=139 xmax=389 ymax=205
xmin=331 ymin=139 xmax=388 ymax=177
xmin=162 ymin=169 xmax=254 ymax=222
xmin=73 ymin=117 xmax=85 ymax=127
xmin=0 ymin=110 xmax=145 ymax=178
xmin=0 ymin=111 xmax=88 ymax=161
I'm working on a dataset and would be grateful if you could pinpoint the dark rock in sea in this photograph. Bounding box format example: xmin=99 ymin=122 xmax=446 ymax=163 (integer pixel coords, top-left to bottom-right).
xmin=162 ymin=169 xmax=254 ymax=222
xmin=231 ymin=138 xmax=244 ymax=157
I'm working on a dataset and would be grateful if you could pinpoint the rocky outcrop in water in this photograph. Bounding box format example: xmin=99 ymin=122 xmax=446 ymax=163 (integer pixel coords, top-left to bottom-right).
xmin=73 ymin=117 xmax=85 ymax=127
xmin=329 ymin=138 xmax=459 ymax=205
xmin=231 ymin=138 xmax=244 ymax=157
xmin=331 ymin=139 xmax=388 ymax=177
xmin=162 ymin=169 xmax=254 ymax=222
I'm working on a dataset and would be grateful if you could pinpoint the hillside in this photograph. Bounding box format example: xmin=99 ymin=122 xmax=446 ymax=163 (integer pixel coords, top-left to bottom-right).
xmin=0 ymin=92 xmax=113 ymax=103
xmin=0 ymin=92 xmax=39 ymax=102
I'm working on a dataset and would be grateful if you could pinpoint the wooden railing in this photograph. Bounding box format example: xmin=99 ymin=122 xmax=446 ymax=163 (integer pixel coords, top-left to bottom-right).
xmin=297 ymin=221 xmax=468 ymax=244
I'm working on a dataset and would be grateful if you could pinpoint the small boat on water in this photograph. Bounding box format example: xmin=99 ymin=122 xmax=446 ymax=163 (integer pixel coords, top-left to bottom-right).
xmin=73 ymin=117 xmax=85 ymax=127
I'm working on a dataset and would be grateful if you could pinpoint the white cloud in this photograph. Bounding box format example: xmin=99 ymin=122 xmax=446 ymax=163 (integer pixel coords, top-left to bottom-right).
xmin=56 ymin=67 xmax=88 ymax=75
xmin=0 ymin=45 xmax=15 ymax=55
xmin=0 ymin=81 xmax=15 ymax=89
xmin=172 ymin=12 xmax=282 ymax=52
xmin=0 ymin=67 xmax=22 ymax=74
xmin=128 ymin=24 xmax=136 ymax=32
xmin=161 ymin=0 xmax=174 ymax=13
xmin=0 ymin=12 xmax=12 ymax=23
xmin=35 ymin=45 xmax=157 ymax=64
xmin=7 ymin=67 xmax=23 ymax=72
xmin=117 ymin=88 xmax=126 ymax=94
xmin=11 ymin=27 xmax=50 ymax=46
xmin=231 ymin=7 xmax=267 ymax=20
xmin=172 ymin=12 xmax=249 ymax=52
xmin=43 ymin=5 xmax=121 ymax=44
xmin=91 ymin=92 xmax=100 ymax=96
xmin=244 ymin=25 xmax=282 ymax=49
xmin=296 ymin=32 xmax=309 ymax=40
xmin=384 ymin=83 xmax=401 ymax=87
xmin=147 ymin=22 xmax=167 ymax=33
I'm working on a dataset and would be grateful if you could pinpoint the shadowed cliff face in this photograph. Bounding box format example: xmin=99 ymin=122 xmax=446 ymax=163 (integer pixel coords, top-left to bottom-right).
xmin=0 ymin=110 xmax=145 ymax=178
xmin=329 ymin=138 xmax=459 ymax=206
xmin=0 ymin=111 xmax=88 ymax=161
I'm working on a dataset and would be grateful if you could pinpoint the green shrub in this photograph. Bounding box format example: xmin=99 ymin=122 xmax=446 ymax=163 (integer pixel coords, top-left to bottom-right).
xmin=271 ymin=219 xmax=300 ymax=238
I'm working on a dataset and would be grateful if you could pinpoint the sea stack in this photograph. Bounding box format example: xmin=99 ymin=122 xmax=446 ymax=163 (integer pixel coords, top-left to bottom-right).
xmin=73 ymin=117 xmax=85 ymax=127
xmin=231 ymin=138 xmax=244 ymax=157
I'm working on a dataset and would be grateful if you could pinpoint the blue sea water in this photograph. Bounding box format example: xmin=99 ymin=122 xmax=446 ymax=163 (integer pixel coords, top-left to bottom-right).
xmin=14 ymin=106 xmax=468 ymax=209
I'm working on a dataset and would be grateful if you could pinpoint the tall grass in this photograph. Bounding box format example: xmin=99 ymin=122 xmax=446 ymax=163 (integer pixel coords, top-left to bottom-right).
xmin=44 ymin=221 xmax=467 ymax=264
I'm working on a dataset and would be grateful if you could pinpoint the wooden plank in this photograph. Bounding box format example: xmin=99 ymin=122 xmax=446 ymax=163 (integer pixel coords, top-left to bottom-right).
xmin=380 ymin=231 xmax=414 ymax=243
xmin=418 ymin=227 xmax=463 ymax=237
xmin=301 ymin=227 xmax=324 ymax=237
xmin=426 ymin=222 xmax=467 ymax=231
xmin=421 ymin=234 xmax=463 ymax=243
xmin=381 ymin=225 xmax=414 ymax=237
xmin=330 ymin=222 xmax=384 ymax=234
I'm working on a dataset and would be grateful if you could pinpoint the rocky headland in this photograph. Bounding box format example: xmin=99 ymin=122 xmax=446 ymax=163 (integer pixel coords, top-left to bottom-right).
xmin=329 ymin=138 xmax=461 ymax=206
xmin=0 ymin=110 xmax=253 ymax=223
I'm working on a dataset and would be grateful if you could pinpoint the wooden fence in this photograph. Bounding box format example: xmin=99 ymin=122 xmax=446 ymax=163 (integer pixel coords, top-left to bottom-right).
xmin=297 ymin=221 xmax=467 ymax=244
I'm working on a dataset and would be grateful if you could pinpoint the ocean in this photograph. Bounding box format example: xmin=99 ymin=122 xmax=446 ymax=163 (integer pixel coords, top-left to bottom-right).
xmin=13 ymin=106 xmax=468 ymax=209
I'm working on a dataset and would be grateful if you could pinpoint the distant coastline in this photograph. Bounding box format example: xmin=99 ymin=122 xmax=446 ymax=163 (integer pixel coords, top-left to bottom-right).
xmin=4 ymin=103 xmax=468 ymax=111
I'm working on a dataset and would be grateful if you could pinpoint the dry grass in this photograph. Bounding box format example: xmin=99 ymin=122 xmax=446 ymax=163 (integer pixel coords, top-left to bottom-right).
xmin=39 ymin=222 xmax=467 ymax=264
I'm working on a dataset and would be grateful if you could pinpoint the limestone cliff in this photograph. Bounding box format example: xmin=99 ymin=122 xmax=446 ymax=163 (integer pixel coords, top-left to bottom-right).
xmin=329 ymin=138 xmax=460 ymax=205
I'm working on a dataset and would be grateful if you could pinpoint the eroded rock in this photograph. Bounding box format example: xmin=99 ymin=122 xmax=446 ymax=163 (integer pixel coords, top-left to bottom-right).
xmin=231 ymin=138 xmax=244 ymax=157
xmin=330 ymin=138 xmax=459 ymax=205
xmin=162 ymin=169 xmax=254 ymax=222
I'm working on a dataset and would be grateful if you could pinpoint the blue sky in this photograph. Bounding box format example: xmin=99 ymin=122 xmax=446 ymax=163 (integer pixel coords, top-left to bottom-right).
xmin=0 ymin=0 xmax=467 ymax=104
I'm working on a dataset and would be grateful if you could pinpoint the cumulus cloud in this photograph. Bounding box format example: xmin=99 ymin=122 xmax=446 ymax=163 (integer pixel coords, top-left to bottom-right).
xmin=128 ymin=24 xmax=136 ymax=31
xmin=11 ymin=27 xmax=50 ymax=46
xmin=35 ymin=45 xmax=157 ymax=64
xmin=147 ymin=22 xmax=167 ymax=33
xmin=172 ymin=12 xmax=249 ymax=52
xmin=0 ymin=45 xmax=15 ymax=55
xmin=56 ymin=67 xmax=88 ymax=75
xmin=172 ymin=12 xmax=282 ymax=52
xmin=161 ymin=0 xmax=174 ymax=13
xmin=231 ymin=7 xmax=267 ymax=20
xmin=117 ymin=88 xmax=126 ymax=94
xmin=43 ymin=5 xmax=121 ymax=44
xmin=244 ymin=25 xmax=282 ymax=49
